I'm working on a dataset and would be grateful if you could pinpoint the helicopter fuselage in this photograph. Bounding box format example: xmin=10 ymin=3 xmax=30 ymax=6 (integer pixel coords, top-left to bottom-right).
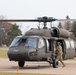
xmin=7 ymin=28 xmax=76 ymax=68
xmin=8 ymin=36 xmax=52 ymax=61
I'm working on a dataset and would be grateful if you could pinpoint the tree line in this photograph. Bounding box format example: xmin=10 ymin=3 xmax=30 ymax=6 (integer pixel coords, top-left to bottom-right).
xmin=0 ymin=22 xmax=22 ymax=46
xmin=58 ymin=15 xmax=76 ymax=41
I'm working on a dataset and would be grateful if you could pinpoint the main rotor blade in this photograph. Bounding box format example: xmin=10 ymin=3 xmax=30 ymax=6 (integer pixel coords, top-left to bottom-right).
xmin=0 ymin=19 xmax=38 ymax=22
xmin=0 ymin=19 xmax=76 ymax=22
xmin=57 ymin=19 xmax=76 ymax=21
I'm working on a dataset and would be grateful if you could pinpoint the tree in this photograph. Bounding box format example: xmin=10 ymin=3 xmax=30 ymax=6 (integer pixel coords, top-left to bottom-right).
xmin=63 ymin=15 xmax=72 ymax=30
xmin=0 ymin=15 xmax=22 ymax=46
xmin=0 ymin=15 xmax=6 ymax=46
xmin=58 ymin=22 xmax=63 ymax=28
xmin=72 ymin=22 xmax=76 ymax=40
xmin=7 ymin=23 xmax=22 ymax=46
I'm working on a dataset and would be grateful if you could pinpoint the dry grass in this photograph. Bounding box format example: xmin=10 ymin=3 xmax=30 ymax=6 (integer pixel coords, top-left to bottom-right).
xmin=0 ymin=72 xmax=58 ymax=75
xmin=0 ymin=47 xmax=8 ymax=58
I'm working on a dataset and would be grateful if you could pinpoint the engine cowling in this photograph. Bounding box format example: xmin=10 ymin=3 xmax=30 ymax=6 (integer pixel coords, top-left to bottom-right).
xmin=51 ymin=27 xmax=71 ymax=38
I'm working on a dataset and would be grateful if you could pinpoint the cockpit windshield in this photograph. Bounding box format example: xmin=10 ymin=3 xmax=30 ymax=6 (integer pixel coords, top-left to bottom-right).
xmin=10 ymin=37 xmax=38 ymax=48
xmin=10 ymin=37 xmax=21 ymax=47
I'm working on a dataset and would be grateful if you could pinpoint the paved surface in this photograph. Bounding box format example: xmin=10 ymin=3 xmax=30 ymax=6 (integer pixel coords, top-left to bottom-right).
xmin=0 ymin=58 xmax=76 ymax=75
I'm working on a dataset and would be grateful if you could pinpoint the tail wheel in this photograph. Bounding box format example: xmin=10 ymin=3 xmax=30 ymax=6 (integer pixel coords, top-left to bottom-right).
xmin=52 ymin=59 xmax=59 ymax=68
xmin=18 ymin=61 xmax=25 ymax=67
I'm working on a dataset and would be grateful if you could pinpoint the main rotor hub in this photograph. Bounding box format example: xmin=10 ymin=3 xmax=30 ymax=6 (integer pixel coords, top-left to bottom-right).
xmin=37 ymin=16 xmax=57 ymax=29
xmin=37 ymin=16 xmax=57 ymax=22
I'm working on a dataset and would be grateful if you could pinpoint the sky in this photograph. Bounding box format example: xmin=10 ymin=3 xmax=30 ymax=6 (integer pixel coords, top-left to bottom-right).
xmin=0 ymin=0 xmax=76 ymax=34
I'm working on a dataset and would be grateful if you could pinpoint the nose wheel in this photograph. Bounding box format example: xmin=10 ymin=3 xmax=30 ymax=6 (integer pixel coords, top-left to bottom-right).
xmin=18 ymin=61 xmax=25 ymax=67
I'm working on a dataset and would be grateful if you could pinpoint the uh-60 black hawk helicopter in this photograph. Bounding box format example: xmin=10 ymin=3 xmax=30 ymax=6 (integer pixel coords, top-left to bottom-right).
xmin=0 ymin=16 xmax=76 ymax=68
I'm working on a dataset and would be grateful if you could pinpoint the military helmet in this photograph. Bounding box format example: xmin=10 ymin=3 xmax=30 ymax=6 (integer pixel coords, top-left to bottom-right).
xmin=57 ymin=42 xmax=61 ymax=45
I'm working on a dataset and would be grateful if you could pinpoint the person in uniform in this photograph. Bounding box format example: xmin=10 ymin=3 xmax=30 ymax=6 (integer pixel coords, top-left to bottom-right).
xmin=56 ymin=42 xmax=65 ymax=67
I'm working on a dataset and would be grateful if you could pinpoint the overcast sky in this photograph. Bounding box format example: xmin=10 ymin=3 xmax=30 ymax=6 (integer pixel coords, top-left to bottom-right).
xmin=0 ymin=0 xmax=76 ymax=34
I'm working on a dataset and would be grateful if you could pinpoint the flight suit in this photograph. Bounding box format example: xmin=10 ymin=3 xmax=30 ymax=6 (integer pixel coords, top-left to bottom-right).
xmin=56 ymin=45 xmax=65 ymax=67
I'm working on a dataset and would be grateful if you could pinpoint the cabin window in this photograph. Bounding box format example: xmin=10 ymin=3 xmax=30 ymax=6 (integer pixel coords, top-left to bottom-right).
xmin=38 ymin=39 xmax=45 ymax=48
xmin=70 ymin=41 xmax=74 ymax=49
xmin=65 ymin=41 xmax=70 ymax=49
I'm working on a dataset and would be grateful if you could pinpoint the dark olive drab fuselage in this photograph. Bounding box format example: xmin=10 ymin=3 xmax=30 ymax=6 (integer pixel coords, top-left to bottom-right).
xmin=7 ymin=27 xmax=76 ymax=68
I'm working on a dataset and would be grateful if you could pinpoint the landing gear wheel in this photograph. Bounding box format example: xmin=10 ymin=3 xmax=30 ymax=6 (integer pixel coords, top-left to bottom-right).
xmin=18 ymin=61 xmax=25 ymax=67
xmin=52 ymin=59 xmax=59 ymax=68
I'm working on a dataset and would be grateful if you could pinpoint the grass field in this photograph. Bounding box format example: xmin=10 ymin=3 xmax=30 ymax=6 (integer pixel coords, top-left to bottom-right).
xmin=0 ymin=72 xmax=59 ymax=75
xmin=0 ymin=47 xmax=8 ymax=58
xmin=0 ymin=73 xmax=45 ymax=75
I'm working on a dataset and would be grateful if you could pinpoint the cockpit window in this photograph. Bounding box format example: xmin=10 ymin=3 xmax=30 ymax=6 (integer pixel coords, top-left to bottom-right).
xmin=25 ymin=38 xmax=37 ymax=48
xmin=10 ymin=37 xmax=21 ymax=47
xmin=10 ymin=37 xmax=38 ymax=48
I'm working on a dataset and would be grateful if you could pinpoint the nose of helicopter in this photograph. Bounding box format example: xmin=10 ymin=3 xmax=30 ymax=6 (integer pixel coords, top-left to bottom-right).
xmin=7 ymin=47 xmax=30 ymax=61
xmin=7 ymin=47 xmax=37 ymax=61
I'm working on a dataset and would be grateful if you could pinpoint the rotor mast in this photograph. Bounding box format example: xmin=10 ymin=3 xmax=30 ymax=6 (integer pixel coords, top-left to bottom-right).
xmin=37 ymin=16 xmax=57 ymax=29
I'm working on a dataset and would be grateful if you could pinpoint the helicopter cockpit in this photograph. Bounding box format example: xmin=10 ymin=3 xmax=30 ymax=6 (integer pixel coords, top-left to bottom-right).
xmin=10 ymin=36 xmax=38 ymax=48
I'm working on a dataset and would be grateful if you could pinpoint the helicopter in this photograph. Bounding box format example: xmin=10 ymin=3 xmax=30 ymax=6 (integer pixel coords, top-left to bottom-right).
xmin=0 ymin=16 xmax=76 ymax=68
